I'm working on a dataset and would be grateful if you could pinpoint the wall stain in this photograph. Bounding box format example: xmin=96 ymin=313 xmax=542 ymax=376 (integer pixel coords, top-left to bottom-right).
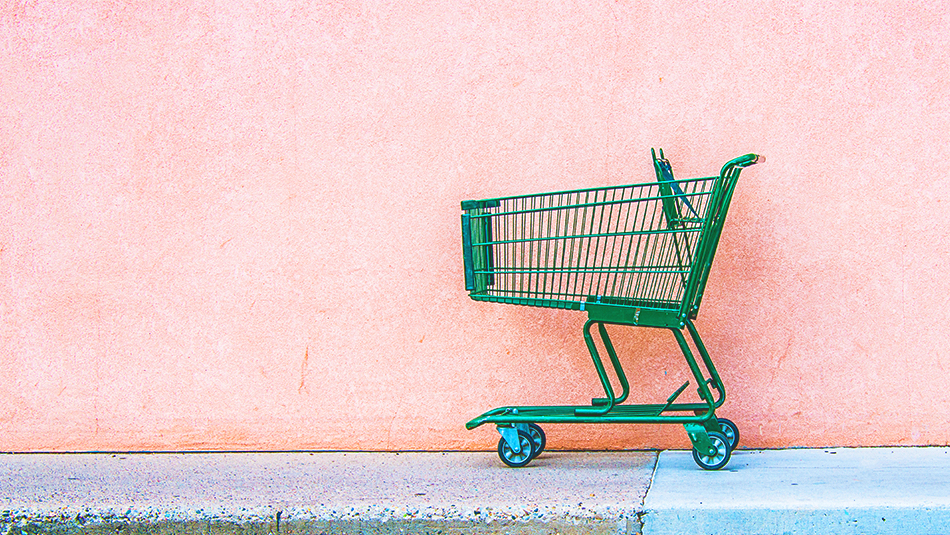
xmin=299 ymin=346 xmax=310 ymax=394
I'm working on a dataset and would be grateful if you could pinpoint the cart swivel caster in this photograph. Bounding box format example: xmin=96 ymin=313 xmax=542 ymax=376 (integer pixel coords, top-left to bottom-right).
xmin=497 ymin=429 xmax=535 ymax=467
xmin=692 ymin=431 xmax=731 ymax=470
xmin=526 ymin=423 xmax=546 ymax=458
xmin=717 ymin=418 xmax=740 ymax=451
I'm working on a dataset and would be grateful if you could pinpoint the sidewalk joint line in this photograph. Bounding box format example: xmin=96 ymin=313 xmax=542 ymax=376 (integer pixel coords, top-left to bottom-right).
xmin=632 ymin=450 xmax=661 ymax=534
xmin=644 ymin=449 xmax=660 ymax=502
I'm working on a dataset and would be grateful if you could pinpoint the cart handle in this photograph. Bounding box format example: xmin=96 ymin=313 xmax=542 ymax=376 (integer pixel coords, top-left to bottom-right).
xmin=727 ymin=153 xmax=765 ymax=170
xmin=716 ymin=153 xmax=764 ymax=189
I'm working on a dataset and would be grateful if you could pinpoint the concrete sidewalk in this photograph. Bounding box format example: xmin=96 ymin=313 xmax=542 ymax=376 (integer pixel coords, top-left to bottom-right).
xmin=1 ymin=448 xmax=949 ymax=535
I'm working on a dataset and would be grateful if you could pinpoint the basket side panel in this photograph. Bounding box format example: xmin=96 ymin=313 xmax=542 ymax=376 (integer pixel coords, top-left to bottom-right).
xmin=464 ymin=178 xmax=718 ymax=312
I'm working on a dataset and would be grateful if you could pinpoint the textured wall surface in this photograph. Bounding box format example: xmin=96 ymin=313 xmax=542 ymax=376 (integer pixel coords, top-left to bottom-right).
xmin=1 ymin=0 xmax=949 ymax=451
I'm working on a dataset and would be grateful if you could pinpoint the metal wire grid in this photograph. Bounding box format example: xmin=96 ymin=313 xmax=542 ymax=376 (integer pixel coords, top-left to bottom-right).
xmin=467 ymin=176 xmax=719 ymax=310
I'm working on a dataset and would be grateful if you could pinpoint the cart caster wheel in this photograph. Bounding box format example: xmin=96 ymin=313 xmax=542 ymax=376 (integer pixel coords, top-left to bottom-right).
xmin=526 ymin=424 xmax=546 ymax=458
xmin=498 ymin=430 xmax=535 ymax=468
xmin=692 ymin=431 xmax=731 ymax=471
xmin=717 ymin=418 xmax=740 ymax=451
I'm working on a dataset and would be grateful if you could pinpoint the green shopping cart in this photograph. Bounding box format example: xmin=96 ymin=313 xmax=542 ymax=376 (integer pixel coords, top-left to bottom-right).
xmin=460 ymin=150 xmax=763 ymax=470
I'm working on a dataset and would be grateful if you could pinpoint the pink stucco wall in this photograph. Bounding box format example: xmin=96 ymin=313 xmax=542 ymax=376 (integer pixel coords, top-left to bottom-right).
xmin=2 ymin=1 xmax=949 ymax=452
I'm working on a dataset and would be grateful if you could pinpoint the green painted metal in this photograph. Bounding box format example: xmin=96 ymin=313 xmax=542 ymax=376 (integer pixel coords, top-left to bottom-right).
xmin=460 ymin=150 xmax=762 ymax=466
xmin=683 ymin=423 xmax=717 ymax=456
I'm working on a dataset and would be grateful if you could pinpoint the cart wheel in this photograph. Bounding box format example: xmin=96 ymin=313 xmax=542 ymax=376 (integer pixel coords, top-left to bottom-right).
xmin=526 ymin=424 xmax=546 ymax=458
xmin=692 ymin=431 xmax=731 ymax=471
xmin=717 ymin=418 xmax=740 ymax=451
xmin=497 ymin=430 xmax=535 ymax=468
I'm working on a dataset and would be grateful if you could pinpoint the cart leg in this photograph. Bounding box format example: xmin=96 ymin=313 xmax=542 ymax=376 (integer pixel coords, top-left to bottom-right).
xmin=671 ymin=328 xmax=716 ymax=418
xmin=591 ymin=322 xmax=630 ymax=406
xmin=576 ymin=320 xmax=628 ymax=415
xmin=684 ymin=320 xmax=725 ymax=408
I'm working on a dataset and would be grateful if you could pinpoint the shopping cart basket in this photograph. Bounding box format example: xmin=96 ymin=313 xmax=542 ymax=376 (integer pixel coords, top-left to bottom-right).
xmin=460 ymin=150 xmax=763 ymax=470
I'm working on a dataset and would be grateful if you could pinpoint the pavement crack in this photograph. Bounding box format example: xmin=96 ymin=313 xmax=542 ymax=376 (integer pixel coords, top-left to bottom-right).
xmin=645 ymin=450 xmax=660 ymax=501
xmin=634 ymin=451 xmax=661 ymax=534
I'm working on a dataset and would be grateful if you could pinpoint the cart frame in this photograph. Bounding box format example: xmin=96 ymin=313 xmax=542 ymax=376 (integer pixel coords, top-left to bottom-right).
xmin=460 ymin=150 xmax=763 ymax=469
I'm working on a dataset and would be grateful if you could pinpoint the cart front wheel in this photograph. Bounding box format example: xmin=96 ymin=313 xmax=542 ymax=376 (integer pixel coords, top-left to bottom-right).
xmin=717 ymin=418 xmax=740 ymax=451
xmin=527 ymin=424 xmax=546 ymax=458
xmin=497 ymin=430 xmax=535 ymax=468
xmin=692 ymin=431 xmax=731 ymax=470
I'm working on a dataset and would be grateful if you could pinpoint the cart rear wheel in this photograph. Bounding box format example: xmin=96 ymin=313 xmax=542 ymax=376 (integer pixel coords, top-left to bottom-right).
xmin=497 ymin=430 xmax=535 ymax=468
xmin=527 ymin=424 xmax=546 ymax=458
xmin=717 ymin=418 xmax=740 ymax=451
xmin=692 ymin=431 xmax=731 ymax=470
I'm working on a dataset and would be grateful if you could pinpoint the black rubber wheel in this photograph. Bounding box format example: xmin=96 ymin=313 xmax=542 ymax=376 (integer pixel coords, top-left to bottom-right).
xmin=526 ymin=424 xmax=546 ymax=458
xmin=497 ymin=430 xmax=535 ymax=468
xmin=692 ymin=431 xmax=732 ymax=471
xmin=717 ymin=418 xmax=740 ymax=451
